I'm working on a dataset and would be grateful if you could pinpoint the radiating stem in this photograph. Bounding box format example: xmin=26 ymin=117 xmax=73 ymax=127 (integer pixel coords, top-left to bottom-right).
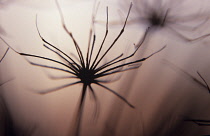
xmin=73 ymin=84 xmax=87 ymax=136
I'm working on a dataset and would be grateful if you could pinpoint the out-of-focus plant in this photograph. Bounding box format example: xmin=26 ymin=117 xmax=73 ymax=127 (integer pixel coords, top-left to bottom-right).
xmin=0 ymin=94 xmax=36 ymax=136
xmin=184 ymin=118 xmax=210 ymax=136
xmin=163 ymin=60 xmax=209 ymax=92
xmin=164 ymin=60 xmax=210 ymax=135
xmin=184 ymin=71 xmax=210 ymax=135
xmin=196 ymin=71 xmax=210 ymax=93
xmin=0 ymin=0 xmax=14 ymax=7
xmin=106 ymin=0 xmax=210 ymax=42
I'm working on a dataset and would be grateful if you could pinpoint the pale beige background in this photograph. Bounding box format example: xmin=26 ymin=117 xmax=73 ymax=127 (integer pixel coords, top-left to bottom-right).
xmin=1 ymin=0 xmax=210 ymax=136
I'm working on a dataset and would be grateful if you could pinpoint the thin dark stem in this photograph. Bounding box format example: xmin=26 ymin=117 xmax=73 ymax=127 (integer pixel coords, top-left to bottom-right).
xmin=28 ymin=62 xmax=75 ymax=75
xmin=96 ymin=75 xmax=121 ymax=83
xmin=90 ymin=7 xmax=109 ymax=69
xmin=86 ymin=2 xmax=99 ymax=68
xmin=161 ymin=8 xmax=169 ymax=26
xmin=197 ymin=71 xmax=210 ymax=93
xmin=96 ymin=53 xmax=124 ymax=71
xmin=185 ymin=119 xmax=210 ymax=126
xmin=96 ymin=27 xmax=150 ymax=72
xmin=0 ymin=36 xmax=77 ymax=74
xmin=96 ymin=82 xmax=135 ymax=108
xmin=88 ymin=85 xmax=100 ymax=121
xmin=36 ymin=15 xmax=81 ymax=70
xmin=0 ymin=47 xmax=9 ymax=63
xmin=163 ymin=59 xmax=207 ymax=90
xmin=0 ymin=78 xmax=14 ymax=86
xmin=96 ymin=45 xmax=166 ymax=77
xmin=55 ymin=0 xmax=85 ymax=67
xmin=99 ymin=64 xmax=141 ymax=78
xmin=75 ymin=84 xmax=87 ymax=136
xmin=86 ymin=28 xmax=93 ymax=68
xmin=47 ymin=75 xmax=77 ymax=80
xmin=88 ymin=34 xmax=96 ymax=68
xmin=0 ymin=36 xmax=18 ymax=55
xmin=92 ymin=3 xmax=132 ymax=70
xmin=37 ymin=81 xmax=81 ymax=94
xmin=20 ymin=53 xmax=77 ymax=75
xmin=43 ymin=44 xmax=79 ymax=73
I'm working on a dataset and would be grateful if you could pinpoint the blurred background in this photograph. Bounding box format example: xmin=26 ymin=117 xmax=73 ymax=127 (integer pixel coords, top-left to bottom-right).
xmin=1 ymin=0 xmax=210 ymax=135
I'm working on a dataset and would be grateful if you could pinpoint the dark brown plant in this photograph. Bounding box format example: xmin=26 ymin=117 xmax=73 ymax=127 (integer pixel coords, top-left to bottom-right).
xmin=0 ymin=1 xmax=166 ymax=135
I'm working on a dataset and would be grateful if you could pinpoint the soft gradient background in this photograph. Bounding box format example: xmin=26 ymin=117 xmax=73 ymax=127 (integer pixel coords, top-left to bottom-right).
xmin=1 ymin=0 xmax=210 ymax=135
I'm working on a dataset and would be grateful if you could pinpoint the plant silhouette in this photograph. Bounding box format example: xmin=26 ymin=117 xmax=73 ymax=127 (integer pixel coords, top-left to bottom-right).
xmin=0 ymin=1 xmax=166 ymax=135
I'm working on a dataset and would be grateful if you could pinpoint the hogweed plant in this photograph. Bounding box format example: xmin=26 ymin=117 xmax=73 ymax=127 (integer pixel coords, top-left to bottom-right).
xmin=107 ymin=0 xmax=210 ymax=42
xmin=164 ymin=60 xmax=210 ymax=134
xmin=0 ymin=1 xmax=166 ymax=135
xmin=184 ymin=71 xmax=210 ymax=135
